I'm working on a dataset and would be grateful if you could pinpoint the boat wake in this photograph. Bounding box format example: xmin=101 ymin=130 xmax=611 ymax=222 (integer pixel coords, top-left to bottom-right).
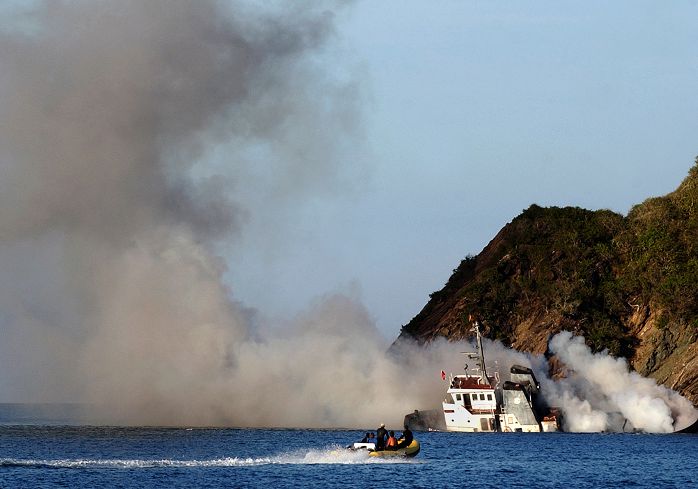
xmin=0 ymin=447 xmax=414 ymax=469
xmin=0 ymin=457 xmax=271 ymax=469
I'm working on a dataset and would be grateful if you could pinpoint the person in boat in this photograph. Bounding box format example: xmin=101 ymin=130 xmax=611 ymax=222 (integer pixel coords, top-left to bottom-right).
xmin=375 ymin=423 xmax=388 ymax=450
xmin=385 ymin=431 xmax=397 ymax=450
xmin=396 ymin=425 xmax=413 ymax=449
xmin=359 ymin=432 xmax=374 ymax=443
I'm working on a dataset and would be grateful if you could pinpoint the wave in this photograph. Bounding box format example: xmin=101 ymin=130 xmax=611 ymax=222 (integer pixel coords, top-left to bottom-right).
xmin=0 ymin=447 xmax=415 ymax=469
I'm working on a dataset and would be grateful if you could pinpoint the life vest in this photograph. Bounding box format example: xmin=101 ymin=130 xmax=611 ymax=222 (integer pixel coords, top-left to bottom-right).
xmin=386 ymin=436 xmax=397 ymax=448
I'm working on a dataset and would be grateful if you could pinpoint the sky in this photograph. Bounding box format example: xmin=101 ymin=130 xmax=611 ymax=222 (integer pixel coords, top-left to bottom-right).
xmin=225 ymin=0 xmax=698 ymax=338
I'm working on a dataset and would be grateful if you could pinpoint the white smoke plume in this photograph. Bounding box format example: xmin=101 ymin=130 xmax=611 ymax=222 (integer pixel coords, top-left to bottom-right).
xmin=543 ymin=331 xmax=697 ymax=433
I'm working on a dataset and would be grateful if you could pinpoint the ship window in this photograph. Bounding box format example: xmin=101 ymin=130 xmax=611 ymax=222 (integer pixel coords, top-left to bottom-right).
xmin=487 ymin=394 xmax=493 ymax=401
xmin=471 ymin=394 xmax=478 ymax=401
xmin=456 ymin=394 xmax=462 ymax=401
xmin=480 ymin=394 xmax=485 ymax=400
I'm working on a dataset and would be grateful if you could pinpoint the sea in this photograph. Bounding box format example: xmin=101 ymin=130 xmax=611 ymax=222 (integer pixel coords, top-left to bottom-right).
xmin=0 ymin=405 xmax=696 ymax=488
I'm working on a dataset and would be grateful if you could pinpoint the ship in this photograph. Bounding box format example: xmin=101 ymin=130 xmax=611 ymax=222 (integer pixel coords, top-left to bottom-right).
xmin=440 ymin=322 xmax=558 ymax=432
xmin=404 ymin=321 xmax=559 ymax=433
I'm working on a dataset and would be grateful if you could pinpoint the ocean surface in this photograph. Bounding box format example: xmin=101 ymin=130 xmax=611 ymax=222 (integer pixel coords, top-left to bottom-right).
xmin=0 ymin=406 xmax=696 ymax=488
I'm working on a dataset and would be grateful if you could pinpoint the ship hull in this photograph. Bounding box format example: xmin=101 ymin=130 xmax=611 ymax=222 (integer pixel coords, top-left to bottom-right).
xmin=674 ymin=415 xmax=698 ymax=433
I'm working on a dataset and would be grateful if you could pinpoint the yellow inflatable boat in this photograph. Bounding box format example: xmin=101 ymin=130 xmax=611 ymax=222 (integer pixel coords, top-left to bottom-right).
xmin=368 ymin=439 xmax=420 ymax=458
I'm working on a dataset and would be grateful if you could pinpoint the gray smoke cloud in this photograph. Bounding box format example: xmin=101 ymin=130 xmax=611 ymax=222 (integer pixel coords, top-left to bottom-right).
xmin=0 ymin=0 xmax=453 ymax=429
xmin=0 ymin=0 xmax=404 ymax=426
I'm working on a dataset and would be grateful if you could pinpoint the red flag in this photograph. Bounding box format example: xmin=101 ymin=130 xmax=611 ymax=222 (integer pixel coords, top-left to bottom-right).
xmin=441 ymin=370 xmax=446 ymax=381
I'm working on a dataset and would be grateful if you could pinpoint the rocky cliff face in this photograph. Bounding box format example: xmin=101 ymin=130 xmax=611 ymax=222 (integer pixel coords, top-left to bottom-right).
xmin=395 ymin=160 xmax=698 ymax=405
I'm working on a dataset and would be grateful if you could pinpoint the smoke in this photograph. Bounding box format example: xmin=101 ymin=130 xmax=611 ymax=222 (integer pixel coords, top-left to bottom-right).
xmin=542 ymin=331 xmax=697 ymax=433
xmin=0 ymin=0 xmax=396 ymax=426
xmin=0 ymin=0 xmax=453 ymax=428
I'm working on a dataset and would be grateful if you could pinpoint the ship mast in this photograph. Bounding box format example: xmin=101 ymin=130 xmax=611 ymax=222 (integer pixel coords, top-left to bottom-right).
xmin=472 ymin=320 xmax=489 ymax=384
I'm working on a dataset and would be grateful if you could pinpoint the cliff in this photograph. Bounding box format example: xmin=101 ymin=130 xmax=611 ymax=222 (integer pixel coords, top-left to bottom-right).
xmin=395 ymin=159 xmax=698 ymax=404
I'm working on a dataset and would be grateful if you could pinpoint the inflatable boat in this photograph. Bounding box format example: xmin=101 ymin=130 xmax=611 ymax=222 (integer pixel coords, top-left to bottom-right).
xmin=350 ymin=439 xmax=420 ymax=458
xmin=368 ymin=439 xmax=420 ymax=458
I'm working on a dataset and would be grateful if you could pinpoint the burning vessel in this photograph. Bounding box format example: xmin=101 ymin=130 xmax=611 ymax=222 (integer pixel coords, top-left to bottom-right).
xmin=439 ymin=322 xmax=559 ymax=432
xmin=405 ymin=322 xmax=698 ymax=433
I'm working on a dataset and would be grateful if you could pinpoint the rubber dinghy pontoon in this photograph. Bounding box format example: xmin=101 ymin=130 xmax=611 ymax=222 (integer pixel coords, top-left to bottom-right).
xmin=366 ymin=439 xmax=420 ymax=458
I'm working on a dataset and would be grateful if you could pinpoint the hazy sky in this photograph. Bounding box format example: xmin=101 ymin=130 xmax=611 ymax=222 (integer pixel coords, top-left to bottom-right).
xmin=225 ymin=0 xmax=698 ymax=338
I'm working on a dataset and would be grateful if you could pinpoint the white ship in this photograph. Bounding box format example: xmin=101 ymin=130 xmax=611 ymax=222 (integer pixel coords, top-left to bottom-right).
xmin=441 ymin=322 xmax=559 ymax=433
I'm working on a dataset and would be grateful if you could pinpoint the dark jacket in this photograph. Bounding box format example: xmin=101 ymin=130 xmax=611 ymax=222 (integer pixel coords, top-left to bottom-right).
xmin=397 ymin=428 xmax=413 ymax=449
xmin=375 ymin=427 xmax=388 ymax=449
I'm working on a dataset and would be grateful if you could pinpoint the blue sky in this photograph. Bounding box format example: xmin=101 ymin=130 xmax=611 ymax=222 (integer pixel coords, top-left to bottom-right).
xmin=224 ymin=1 xmax=698 ymax=338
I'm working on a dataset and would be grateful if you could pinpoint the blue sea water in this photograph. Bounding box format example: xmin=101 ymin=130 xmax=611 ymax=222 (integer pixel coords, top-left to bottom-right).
xmin=0 ymin=413 xmax=696 ymax=488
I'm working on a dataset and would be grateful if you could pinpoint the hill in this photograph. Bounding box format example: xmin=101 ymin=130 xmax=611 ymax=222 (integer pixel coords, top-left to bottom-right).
xmin=395 ymin=159 xmax=698 ymax=404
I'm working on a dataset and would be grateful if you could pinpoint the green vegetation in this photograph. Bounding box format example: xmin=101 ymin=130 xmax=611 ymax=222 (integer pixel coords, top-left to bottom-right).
xmin=620 ymin=161 xmax=698 ymax=325
xmin=452 ymin=204 xmax=633 ymax=355
xmin=402 ymin=158 xmax=698 ymax=358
